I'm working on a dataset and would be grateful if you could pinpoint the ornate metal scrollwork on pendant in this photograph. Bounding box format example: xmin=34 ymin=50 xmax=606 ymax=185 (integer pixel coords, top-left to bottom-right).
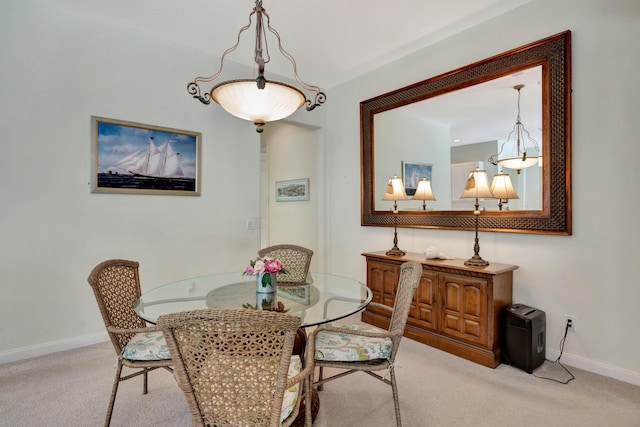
xmin=187 ymin=82 xmax=211 ymax=105
xmin=306 ymin=92 xmax=327 ymax=111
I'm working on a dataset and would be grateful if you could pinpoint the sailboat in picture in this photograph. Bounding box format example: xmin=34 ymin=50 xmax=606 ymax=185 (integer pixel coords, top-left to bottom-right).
xmin=110 ymin=137 xmax=185 ymax=178
xmin=98 ymin=137 xmax=196 ymax=193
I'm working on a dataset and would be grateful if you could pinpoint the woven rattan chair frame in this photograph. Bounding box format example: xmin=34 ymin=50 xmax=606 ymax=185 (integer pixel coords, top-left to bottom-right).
xmin=258 ymin=244 xmax=313 ymax=285
xmin=87 ymin=259 xmax=172 ymax=427
xmin=159 ymin=308 xmax=314 ymax=427
xmin=310 ymin=261 xmax=423 ymax=427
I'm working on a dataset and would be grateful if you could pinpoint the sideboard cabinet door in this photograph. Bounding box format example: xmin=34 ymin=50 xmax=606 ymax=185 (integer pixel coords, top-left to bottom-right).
xmin=439 ymin=273 xmax=487 ymax=347
xmin=410 ymin=270 xmax=438 ymax=332
xmin=366 ymin=259 xmax=399 ymax=313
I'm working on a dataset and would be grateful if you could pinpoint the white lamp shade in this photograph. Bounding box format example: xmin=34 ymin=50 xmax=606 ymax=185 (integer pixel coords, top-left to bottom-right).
xmin=413 ymin=178 xmax=436 ymax=201
xmin=490 ymin=173 xmax=519 ymax=199
xmin=382 ymin=176 xmax=409 ymax=201
xmin=211 ymin=79 xmax=305 ymax=125
xmin=460 ymin=169 xmax=494 ymax=199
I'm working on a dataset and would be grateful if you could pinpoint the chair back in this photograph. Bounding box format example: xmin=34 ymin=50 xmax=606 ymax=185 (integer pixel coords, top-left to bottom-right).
xmin=258 ymin=244 xmax=313 ymax=285
xmin=387 ymin=261 xmax=423 ymax=360
xmin=87 ymin=259 xmax=146 ymax=355
xmin=159 ymin=308 xmax=303 ymax=427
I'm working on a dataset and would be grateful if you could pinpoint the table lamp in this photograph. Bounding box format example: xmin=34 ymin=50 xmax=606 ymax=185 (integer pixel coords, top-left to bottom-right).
xmin=412 ymin=178 xmax=436 ymax=210
xmin=490 ymin=172 xmax=519 ymax=211
xmin=459 ymin=168 xmax=494 ymax=266
xmin=382 ymin=175 xmax=409 ymax=256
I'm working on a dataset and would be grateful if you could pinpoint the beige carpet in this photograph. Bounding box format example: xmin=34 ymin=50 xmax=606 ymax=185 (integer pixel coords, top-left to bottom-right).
xmin=2 ymin=314 xmax=639 ymax=427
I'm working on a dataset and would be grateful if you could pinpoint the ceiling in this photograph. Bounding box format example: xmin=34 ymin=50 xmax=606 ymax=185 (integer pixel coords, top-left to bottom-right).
xmin=53 ymin=0 xmax=538 ymax=146
xmin=53 ymin=0 xmax=531 ymax=89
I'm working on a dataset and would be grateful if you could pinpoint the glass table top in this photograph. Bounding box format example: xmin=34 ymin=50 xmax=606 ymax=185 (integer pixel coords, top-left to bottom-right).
xmin=135 ymin=272 xmax=372 ymax=327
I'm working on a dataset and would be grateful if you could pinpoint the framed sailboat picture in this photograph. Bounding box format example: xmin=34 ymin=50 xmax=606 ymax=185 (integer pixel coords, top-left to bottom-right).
xmin=91 ymin=116 xmax=201 ymax=196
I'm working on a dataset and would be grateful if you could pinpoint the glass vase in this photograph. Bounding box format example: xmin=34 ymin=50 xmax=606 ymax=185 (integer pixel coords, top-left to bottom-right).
xmin=256 ymin=272 xmax=277 ymax=293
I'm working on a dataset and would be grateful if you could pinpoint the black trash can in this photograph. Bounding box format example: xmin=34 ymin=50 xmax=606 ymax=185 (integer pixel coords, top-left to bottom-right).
xmin=501 ymin=304 xmax=546 ymax=373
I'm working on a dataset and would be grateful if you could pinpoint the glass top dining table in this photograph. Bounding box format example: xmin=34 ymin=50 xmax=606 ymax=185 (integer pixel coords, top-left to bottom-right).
xmin=134 ymin=272 xmax=372 ymax=327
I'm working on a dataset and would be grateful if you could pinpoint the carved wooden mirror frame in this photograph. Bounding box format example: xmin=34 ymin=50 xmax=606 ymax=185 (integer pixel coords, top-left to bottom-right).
xmin=361 ymin=31 xmax=571 ymax=235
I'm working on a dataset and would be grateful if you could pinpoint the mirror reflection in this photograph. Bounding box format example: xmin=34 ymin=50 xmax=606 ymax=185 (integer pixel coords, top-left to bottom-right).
xmin=375 ymin=66 xmax=542 ymax=213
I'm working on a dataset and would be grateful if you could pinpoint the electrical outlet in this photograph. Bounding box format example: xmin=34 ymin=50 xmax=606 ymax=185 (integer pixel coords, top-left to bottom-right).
xmin=565 ymin=314 xmax=576 ymax=332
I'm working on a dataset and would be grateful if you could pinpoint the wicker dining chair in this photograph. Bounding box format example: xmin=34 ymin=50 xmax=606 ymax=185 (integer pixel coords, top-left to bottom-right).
xmin=310 ymin=260 xmax=423 ymax=427
xmin=258 ymin=244 xmax=313 ymax=285
xmin=158 ymin=308 xmax=314 ymax=427
xmin=87 ymin=259 xmax=173 ymax=427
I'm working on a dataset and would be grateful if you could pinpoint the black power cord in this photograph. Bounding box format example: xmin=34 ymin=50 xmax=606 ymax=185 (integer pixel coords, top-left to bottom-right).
xmin=533 ymin=319 xmax=575 ymax=384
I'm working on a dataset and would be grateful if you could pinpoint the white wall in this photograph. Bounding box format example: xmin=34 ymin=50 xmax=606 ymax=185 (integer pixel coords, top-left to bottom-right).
xmin=0 ymin=0 xmax=265 ymax=356
xmin=324 ymin=0 xmax=640 ymax=384
xmin=262 ymin=122 xmax=321 ymax=272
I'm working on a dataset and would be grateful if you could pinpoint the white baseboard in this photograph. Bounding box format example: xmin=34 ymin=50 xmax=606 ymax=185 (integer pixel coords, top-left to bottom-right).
xmin=546 ymin=349 xmax=640 ymax=387
xmin=0 ymin=332 xmax=109 ymax=365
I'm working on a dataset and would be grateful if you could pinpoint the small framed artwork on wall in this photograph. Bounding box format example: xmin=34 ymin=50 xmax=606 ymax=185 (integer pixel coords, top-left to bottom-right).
xmin=275 ymin=178 xmax=310 ymax=202
xmin=402 ymin=161 xmax=433 ymax=196
xmin=91 ymin=116 xmax=202 ymax=196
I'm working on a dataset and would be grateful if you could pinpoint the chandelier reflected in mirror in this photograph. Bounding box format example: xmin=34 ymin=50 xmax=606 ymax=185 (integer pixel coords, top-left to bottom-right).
xmin=488 ymin=84 xmax=541 ymax=174
xmin=187 ymin=0 xmax=326 ymax=133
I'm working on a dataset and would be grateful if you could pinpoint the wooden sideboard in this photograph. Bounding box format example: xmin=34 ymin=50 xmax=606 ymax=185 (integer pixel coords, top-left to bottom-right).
xmin=362 ymin=251 xmax=518 ymax=368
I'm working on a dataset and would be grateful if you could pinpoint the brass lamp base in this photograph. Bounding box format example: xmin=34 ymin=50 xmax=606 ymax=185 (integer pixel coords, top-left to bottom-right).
xmin=464 ymin=254 xmax=489 ymax=267
xmin=386 ymin=246 xmax=406 ymax=256
xmin=386 ymin=221 xmax=405 ymax=256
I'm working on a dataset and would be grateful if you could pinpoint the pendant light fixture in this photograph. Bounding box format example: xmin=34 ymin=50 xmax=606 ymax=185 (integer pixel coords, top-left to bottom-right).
xmin=187 ymin=0 xmax=326 ymax=133
xmin=488 ymin=84 xmax=541 ymax=174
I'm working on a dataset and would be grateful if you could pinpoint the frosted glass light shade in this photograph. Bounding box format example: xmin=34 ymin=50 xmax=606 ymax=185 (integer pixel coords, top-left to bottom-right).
xmin=211 ymin=79 xmax=305 ymax=130
xmin=460 ymin=169 xmax=494 ymax=199
xmin=490 ymin=173 xmax=519 ymax=199
xmin=497 ymin=155 xmax=540 ymax=172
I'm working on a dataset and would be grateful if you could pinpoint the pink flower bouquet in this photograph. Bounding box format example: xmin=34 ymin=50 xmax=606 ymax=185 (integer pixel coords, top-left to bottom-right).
xmin=243 ymin=256 xmax=288 ymax=288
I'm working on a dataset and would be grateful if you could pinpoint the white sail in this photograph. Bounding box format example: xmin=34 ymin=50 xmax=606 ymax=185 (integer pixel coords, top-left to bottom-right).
xmin=107 ymin=137 xmax=186 ymax=178
xmin=110 ymin=149 xmax=146 ymax=174
xmin=131 ymin=151 xmax=148 ymax=174
xmin=146 ymin=139 xmax=163 ymax=176
xmin=163 ymin=142 xmax=184 ymax=177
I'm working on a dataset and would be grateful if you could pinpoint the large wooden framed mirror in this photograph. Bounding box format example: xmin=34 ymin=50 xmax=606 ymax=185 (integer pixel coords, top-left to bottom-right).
xmin=361 ymin=31 xmax=571 ymax=235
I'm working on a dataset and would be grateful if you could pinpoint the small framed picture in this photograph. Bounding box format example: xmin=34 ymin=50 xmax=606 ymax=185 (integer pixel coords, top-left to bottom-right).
xmin=91 ymin=116 xmax=201 ymax=196
xmin=402 ymin=161 xmax=433 ymax=196
xmin=275 ymin=178 xmax=310 ymax=202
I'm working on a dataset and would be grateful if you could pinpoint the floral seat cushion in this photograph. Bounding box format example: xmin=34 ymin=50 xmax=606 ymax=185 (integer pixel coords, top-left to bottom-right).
xmin=121 ymin=331 xmax=171 ymax=361
xmin=281 ymin=355 xmax=302 ymax=423
xmin=314 ymin=324 xmax=392 ymax=362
